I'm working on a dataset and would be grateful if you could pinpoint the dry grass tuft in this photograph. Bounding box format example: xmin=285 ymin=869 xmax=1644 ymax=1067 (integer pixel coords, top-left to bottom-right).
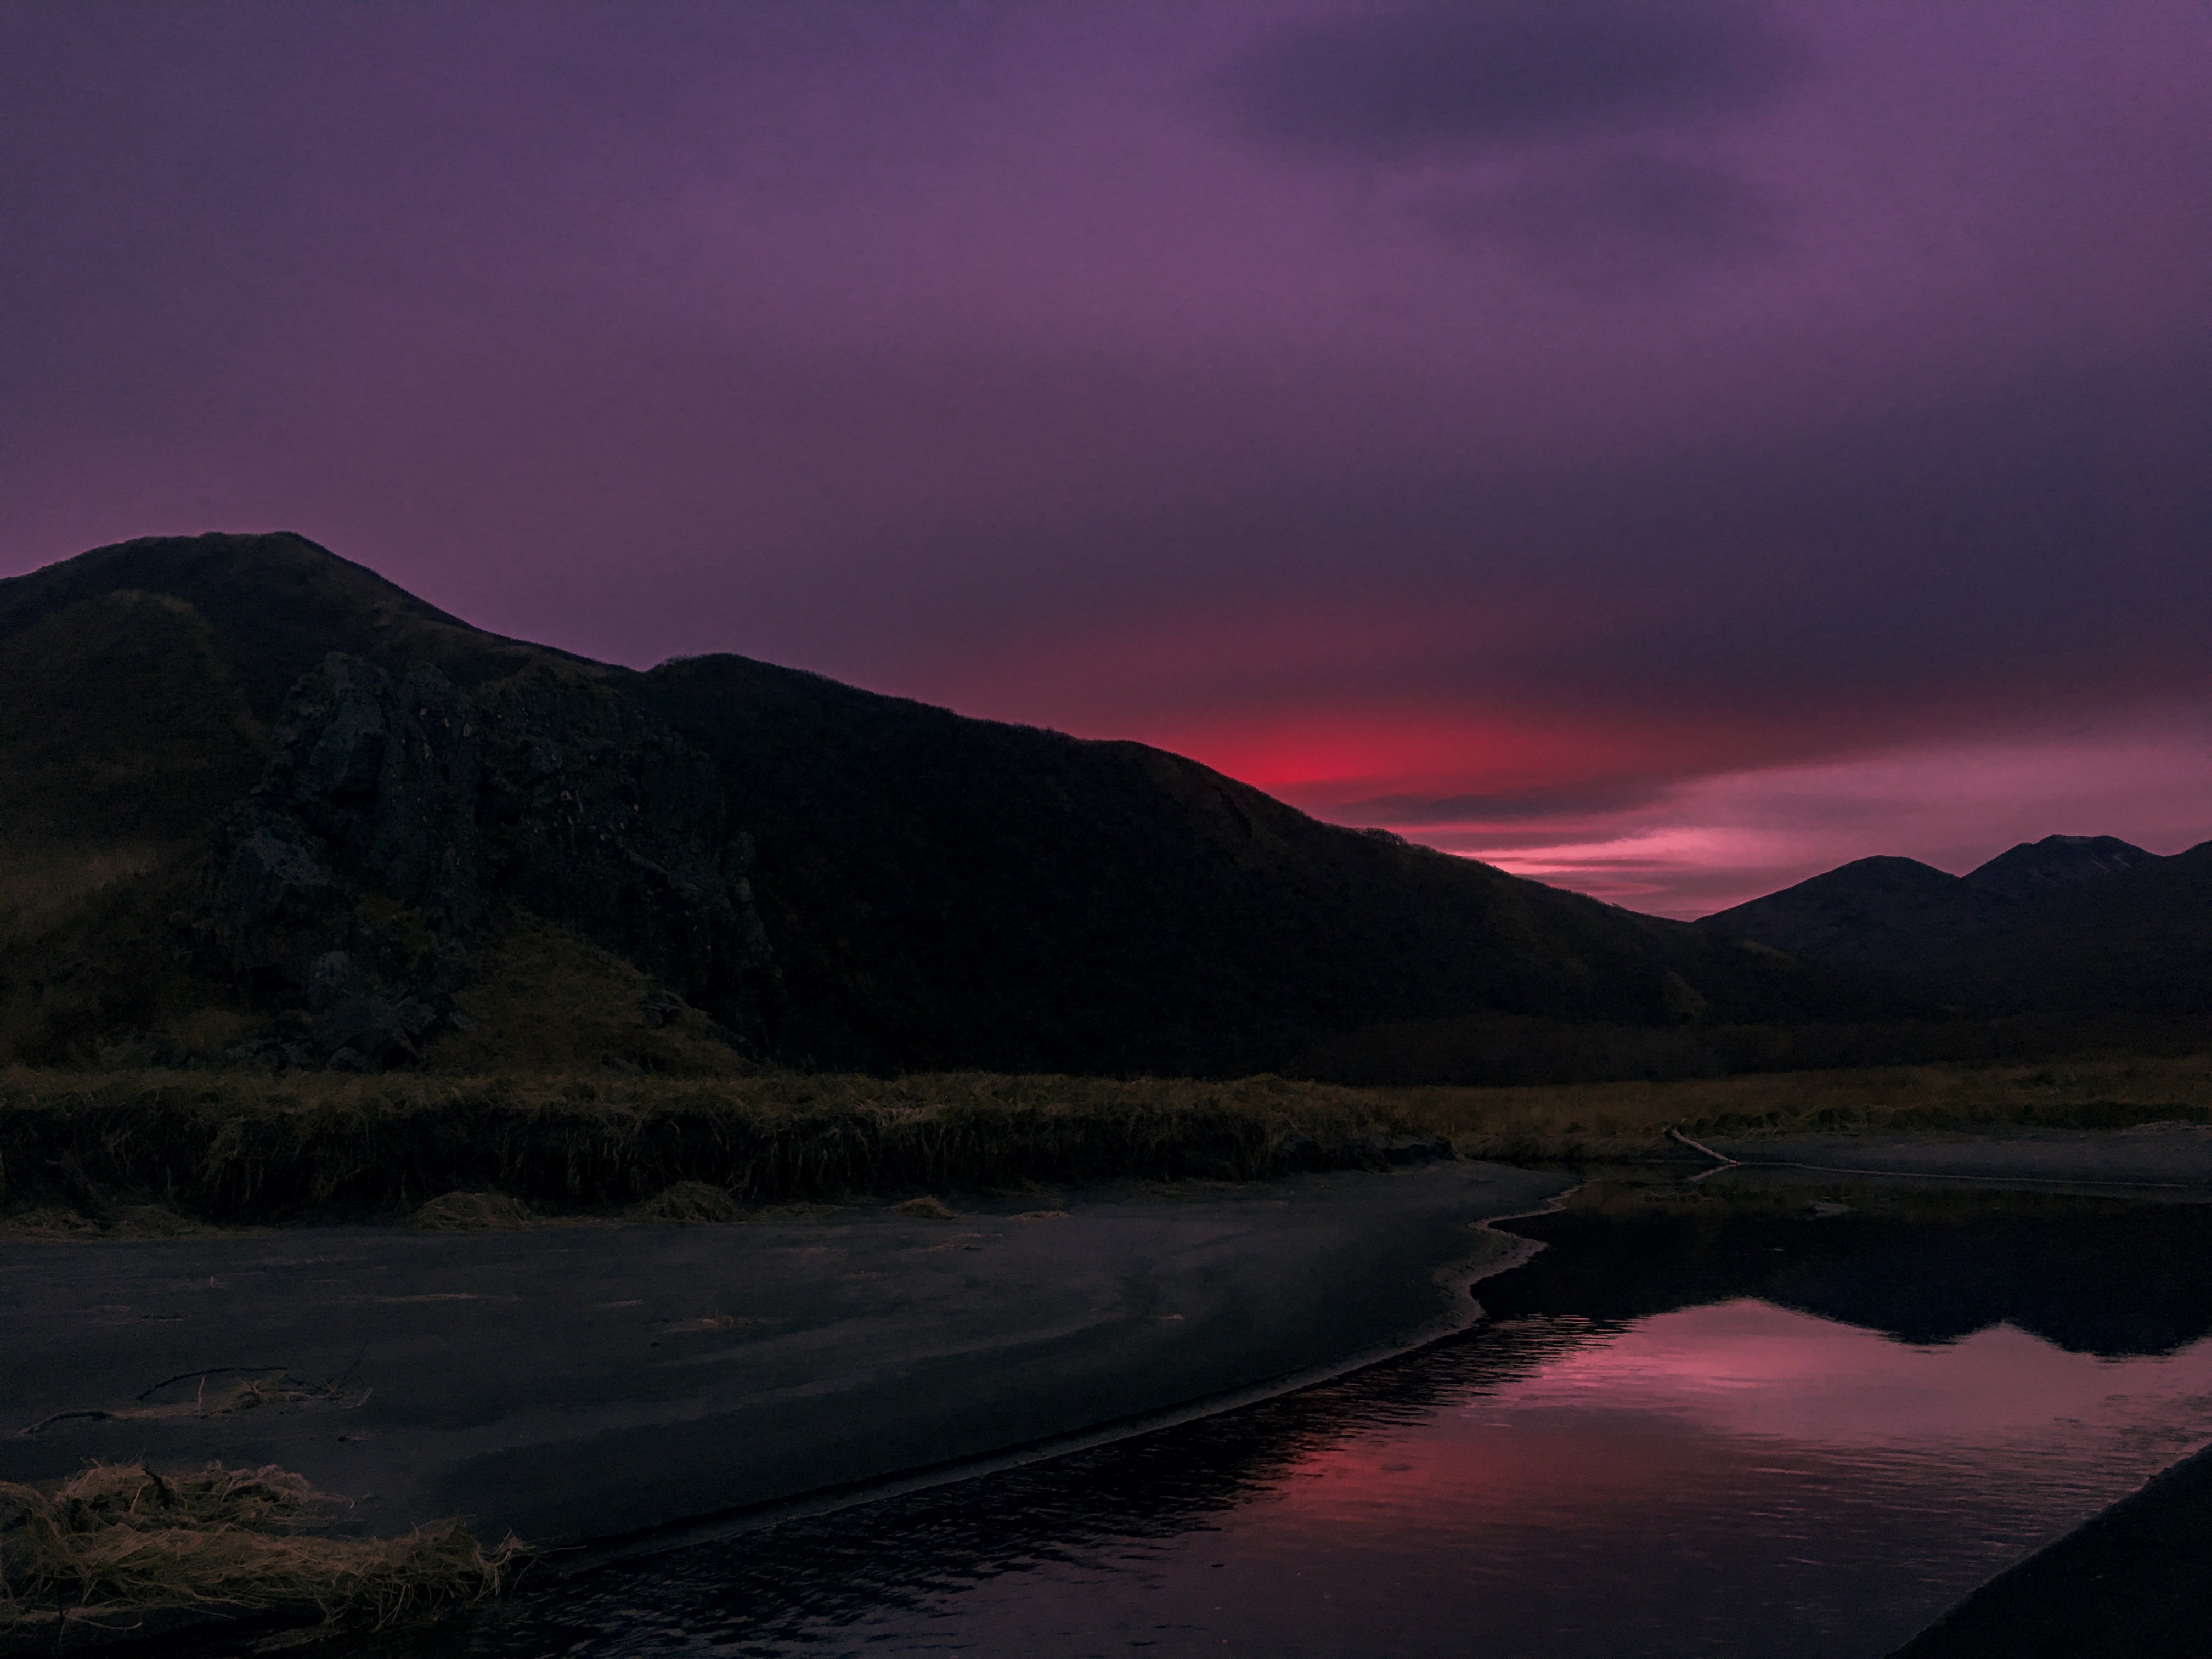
xmin=0 ymin=1460 xmax=524 ymax=1641
xmin=893 ymin=1194 xmax=959 ymax=1220
xmin=628 ymin=1180 xmax=743 ymax=1224
xmin=409 ymin=1191 xmax=535 ymax=1231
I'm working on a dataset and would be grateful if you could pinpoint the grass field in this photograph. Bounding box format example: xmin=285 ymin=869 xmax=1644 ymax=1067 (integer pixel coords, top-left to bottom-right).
xmin=3 ymin=1054 xmax=2208 ymax=1228
xmin=1368 ymin=1052 xmax=2212 ymax=1160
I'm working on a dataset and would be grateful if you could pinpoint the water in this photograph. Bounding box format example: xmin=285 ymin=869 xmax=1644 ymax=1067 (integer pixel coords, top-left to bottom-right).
xmin=455 ymin=1183 xmax=2212 ymax=1659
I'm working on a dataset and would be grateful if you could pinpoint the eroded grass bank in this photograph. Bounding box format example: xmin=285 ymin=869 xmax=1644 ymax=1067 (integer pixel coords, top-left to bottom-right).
xmin=2 ymin=1057 xmax=2208 ymax=1227
xmin=0 ymin=1071 xmax=1393 ymax=1225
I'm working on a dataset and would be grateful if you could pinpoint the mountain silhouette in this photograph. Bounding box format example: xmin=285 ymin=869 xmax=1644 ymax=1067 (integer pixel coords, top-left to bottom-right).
xmin=1690 ymin=856 xmax=2018 ymax=972
xmin=1962 ymin=834 xmax=2166 ymax=902
xmin=0 ymin=532 xmax=1897 ymax=1075
xmin=1698 ymin=833 xmax=2212 ymax=1015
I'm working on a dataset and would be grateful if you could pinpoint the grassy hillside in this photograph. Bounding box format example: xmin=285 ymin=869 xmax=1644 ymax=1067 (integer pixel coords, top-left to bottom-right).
xmin=0 ymin=530 xmax=574 ymax=726
xmin=0 ymin=588 xmax=265 ymax=848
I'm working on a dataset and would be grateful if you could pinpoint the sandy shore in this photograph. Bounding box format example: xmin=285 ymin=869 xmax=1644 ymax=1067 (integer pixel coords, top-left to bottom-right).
xmin=0 ymin=1163 xmax=1566 ymax=1552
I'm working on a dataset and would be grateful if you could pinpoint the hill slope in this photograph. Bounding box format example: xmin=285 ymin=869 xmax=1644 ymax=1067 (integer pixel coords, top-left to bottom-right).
xmin=1 ymin=533 xmax=1900 ymax=1073
xmin=1926 ymin=842 xmax=2212 ymax=1015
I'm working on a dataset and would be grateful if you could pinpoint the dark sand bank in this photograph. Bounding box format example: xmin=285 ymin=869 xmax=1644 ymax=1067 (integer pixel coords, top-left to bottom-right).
xmin=1703 ymin=1123 xmax=2212 ymax=1198
xmin=0 ymin=1163 xmax=1566 ymax=1553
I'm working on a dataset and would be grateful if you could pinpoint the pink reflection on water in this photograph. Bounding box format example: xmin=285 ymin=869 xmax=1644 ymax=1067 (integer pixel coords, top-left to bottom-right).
xmin=1269 ymin=1302 xmax=2212 ymax=1538
xmin=486 ymin=1296 xmax=2212 ymax=1657
xmin=1503 ymin=1301 xmax=2212 ymax=1442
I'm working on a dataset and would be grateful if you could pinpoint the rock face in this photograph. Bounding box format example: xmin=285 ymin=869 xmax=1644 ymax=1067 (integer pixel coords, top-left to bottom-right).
xmin=204 ymin=654 xmax=771 ymax=1066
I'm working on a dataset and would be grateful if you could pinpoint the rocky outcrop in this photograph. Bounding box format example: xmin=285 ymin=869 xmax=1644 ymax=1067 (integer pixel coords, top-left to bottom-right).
xmin=466 ymin=668 xmax=769 ymax=1026
xmin=204 ymin=654 xmax=771 ymax=1068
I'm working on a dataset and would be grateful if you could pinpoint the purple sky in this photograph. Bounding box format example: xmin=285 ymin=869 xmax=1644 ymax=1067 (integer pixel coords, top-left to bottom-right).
xmin=4 ymin=1 xmax=2207 ymax=915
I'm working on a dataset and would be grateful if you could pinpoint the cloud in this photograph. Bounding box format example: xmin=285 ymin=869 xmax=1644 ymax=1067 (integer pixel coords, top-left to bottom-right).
xmin=1331 ymin=778 xmax=1673 ymax=827
xmin=1217 ymin=0 xmax=1810 ymax=163
xmin=1414 ymin=723 xmax=2212 ymax=916
xmin=1412 ymin=150 xmax=1786 ymax=268
xmin=2 ymin=3 xmax=2204 ymax=922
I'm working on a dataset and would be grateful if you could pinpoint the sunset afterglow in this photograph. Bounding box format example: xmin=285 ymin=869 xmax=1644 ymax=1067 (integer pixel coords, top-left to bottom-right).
xmin=2 ymin=2 xmax=2204 ymax=915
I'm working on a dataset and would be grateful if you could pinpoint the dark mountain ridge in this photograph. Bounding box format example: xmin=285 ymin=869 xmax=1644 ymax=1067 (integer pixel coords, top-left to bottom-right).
xmin=1690 ymin=855 xmax=2019 ymax=972
xmin=1697 ymin=833 xmax=2212 ymax=1015
xmin=0 ymin=532 xmax=1898 ymax=1075
xmin=1961 ymin=833 xmax=2166 ymax=901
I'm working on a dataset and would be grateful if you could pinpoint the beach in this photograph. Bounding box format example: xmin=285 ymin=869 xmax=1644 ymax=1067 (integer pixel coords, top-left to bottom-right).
xmin=0 ymin=1162 xmax=1568 ymax=1553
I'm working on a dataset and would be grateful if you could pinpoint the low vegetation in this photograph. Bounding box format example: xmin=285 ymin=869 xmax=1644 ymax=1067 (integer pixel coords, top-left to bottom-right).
xmin=1363 ymin=1053 xmax=2212 ymax=1162
xmin=1291 ymin=1007 xmax=2212 ymax=1086
xmin=0 ymin=1460 xmax=521 ymax=1645
xmin=0 ymin=1070 xmax=1390 ymax=1225
xmin=1 ymin=1055 xmax=2207 ymax=1228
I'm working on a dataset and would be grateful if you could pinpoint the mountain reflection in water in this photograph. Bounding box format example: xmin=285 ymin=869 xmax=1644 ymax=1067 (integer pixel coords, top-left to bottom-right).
xmin=456 ymin=1184 xmax=2212 ymax=1659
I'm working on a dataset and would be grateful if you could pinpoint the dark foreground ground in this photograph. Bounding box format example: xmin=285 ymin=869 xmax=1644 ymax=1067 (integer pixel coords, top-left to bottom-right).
xmin=12 ymin=1132 xmax=2212 ymax=1656
xmin=0 ymin=1163 xmax=1566 ymax=1553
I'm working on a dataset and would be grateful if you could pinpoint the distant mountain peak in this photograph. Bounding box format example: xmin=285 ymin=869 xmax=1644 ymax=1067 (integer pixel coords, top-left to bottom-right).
xmin=1962 ymin=834 xmax=2162 ymax=902
xmin=1691 ymin=854 xmax=2010 ymax=970
xmin=1691 ymin=830 xmax=2202 ymax=1004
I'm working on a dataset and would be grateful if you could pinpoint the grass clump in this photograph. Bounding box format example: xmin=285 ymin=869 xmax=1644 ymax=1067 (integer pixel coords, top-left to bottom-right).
xmin=0 ymin=1460 xmax=523 ymax=1643
xmin=628 ymin=1180 xmax=743 ymax=1223
xmin=409 ymin=1192 xmax=535 ymax=1231
xmin=893 ymin=1194 xmax=958 ymax=1220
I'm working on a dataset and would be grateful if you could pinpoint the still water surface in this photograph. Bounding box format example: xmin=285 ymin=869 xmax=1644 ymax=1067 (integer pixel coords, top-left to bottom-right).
xmin=464 ymin=1184 xmax=2212 ymax=1659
